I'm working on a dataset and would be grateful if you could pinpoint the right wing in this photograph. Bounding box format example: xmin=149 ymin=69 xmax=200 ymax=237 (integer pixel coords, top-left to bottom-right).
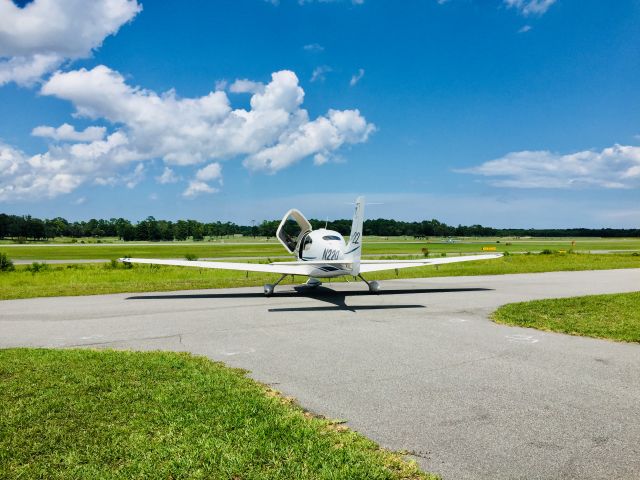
xmin=119 ymin=258 xmax=315 ymax=276
xmin=358 ymin=253 xmax=503 ymax=273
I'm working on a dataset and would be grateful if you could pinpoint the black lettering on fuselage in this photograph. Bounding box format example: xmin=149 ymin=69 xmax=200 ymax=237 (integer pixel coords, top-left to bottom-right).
xmin=322 ymin=249 xmax=341 ymax=260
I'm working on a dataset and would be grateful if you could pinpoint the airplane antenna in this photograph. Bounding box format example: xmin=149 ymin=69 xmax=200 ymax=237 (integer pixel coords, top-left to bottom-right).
xmin=325 ymin=217 xmax=328 ymax=229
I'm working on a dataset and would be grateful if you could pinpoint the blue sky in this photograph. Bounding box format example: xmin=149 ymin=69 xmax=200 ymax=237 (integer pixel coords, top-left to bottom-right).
xmin=0 ymin=0 xmax=639 ymax=227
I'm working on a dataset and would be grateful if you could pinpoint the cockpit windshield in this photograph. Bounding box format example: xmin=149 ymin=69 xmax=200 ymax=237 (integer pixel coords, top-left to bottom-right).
xmin=322 ymin=235 xmax=342 ymax=241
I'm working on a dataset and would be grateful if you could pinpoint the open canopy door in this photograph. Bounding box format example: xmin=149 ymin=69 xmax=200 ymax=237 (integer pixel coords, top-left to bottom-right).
xmin=276 ymin=209 xmax=312 ymax=254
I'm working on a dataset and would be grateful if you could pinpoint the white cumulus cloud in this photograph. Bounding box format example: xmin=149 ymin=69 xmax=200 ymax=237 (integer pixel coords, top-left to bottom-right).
xmin=1 ymin=67 xmax=374 ymax=200
xmin=0 ymin=142 xmax=81 ymax=200
xmin=123 ymin=163 xmax=145 ymax=189
xmin=458 ymin=145 xmax=640 ymax=189
xmin=229 ymin=78 xmax=265 ymax=94
xmin=244 ymin=108 xmax=375 ymax=172
xmin=350 ymin=68 xmax=365 ymax=86
xmin=182 ymin=162 xmax=223 ymax=197
xmin=504 ymin=0 xmax=556 ymax=16
xmin=0 ymin=0 xmax=141 ymax=86
xmin=313 ymin=153 xmax=329 ymax=165
xmin=156 ymin=167 xmax=179 ymax=184
xmin=303 ymin=43 xmax=324 ymax=52
xmin=0 ymin=130 xmax=148 ymax=201
xmin=32 ymin=123 xmax=106 ymax=142
xmin=195 ymin=162 xmax=223 ymax=182
xmin=0 ymin=53 xmax=61 ymax=86
xmin=311 ymin=65 xmax=332 ymax=83
xmin=183 ymin=181 xmax=218 ymax=198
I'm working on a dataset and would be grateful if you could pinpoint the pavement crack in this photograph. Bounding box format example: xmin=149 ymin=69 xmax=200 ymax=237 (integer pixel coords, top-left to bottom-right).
xmin=63 ymin=333 xmax=186 ymax=348
xmin=405 ymin=449 xmax=432 ymax=460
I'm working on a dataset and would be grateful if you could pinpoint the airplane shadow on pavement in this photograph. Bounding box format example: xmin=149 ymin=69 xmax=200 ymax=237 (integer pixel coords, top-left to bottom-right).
xmin=127 ymin=286 xmax=493 ymax=313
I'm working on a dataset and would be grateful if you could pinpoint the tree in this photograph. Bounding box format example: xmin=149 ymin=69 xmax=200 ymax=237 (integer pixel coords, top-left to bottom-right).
xmin=258 ymin=220 xmax=279 ymax=237
xmin=174 ymin=220 xmax=189 ymax=241
xmin=0 ymin=214 xmax=10 ymax=239
xmin=0 ymin=211 xmax=638 ymax=241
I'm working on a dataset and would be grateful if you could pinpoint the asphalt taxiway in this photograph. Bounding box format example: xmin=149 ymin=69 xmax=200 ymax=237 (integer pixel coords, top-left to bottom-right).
xmin=2 ymin=269 xmax=639 ymax=479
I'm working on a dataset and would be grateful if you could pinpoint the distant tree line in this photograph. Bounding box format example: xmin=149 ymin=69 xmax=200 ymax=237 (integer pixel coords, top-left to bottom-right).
xmin=0 ymin=213 xmax=637 ymax=241
xmin=0 ymin=215 xmax=249 ymax=241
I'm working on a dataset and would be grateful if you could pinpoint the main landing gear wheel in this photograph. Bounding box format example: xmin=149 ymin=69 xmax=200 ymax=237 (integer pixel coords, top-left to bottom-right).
xmin=264 ymin=274 xmax=288 ymax=297
xmin=358 ymin=274 xmax=381 ymax=294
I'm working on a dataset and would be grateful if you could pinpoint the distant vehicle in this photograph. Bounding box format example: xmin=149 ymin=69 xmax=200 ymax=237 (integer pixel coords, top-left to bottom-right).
xmin=121 ymin=197 xmax=502 ymax=296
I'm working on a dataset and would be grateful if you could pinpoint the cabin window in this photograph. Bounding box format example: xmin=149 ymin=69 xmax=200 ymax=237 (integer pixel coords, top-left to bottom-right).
xmin=303 ymin=236 xmax=313 ymax=250
xmin=322 ymin=235 xmax=342 ymax=241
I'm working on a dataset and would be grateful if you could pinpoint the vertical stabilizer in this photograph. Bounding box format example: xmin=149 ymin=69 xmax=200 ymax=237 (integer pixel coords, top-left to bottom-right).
xmin=346 ymin=196 xmax=365 ymax=275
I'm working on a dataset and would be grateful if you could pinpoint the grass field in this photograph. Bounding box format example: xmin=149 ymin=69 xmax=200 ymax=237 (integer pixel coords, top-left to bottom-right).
xmin=0 ymin=348 xmax=434 ymax=479
xmin=492 ymin=292 xmax=640 ymax=343
xmin=1 ymin=236 xmax=639 ymax=261
xmin=0 ymin=253 xmax=638 ymax=300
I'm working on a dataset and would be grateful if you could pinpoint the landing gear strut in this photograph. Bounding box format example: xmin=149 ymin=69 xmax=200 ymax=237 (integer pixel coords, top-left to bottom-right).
xmin=264 ymin=274 xmax=287 ymax=297
xmin=358 ymin=274 xmax=380 ymax=294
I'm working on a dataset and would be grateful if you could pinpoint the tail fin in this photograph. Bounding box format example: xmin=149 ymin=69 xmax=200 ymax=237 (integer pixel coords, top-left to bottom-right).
xmin=346 ymin=196 xmax=364 ymax=275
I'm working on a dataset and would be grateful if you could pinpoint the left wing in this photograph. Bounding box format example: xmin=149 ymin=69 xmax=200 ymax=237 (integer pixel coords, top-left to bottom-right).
xmin=358 ymin=253 xmax=503 ymax=273
xmin=120 ymin=258 xmax=315 ymax=276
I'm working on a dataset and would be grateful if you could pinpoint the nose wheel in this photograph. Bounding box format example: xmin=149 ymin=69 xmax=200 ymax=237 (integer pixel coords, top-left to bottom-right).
xmin=306 ymin=277 xmax=322 ymax=288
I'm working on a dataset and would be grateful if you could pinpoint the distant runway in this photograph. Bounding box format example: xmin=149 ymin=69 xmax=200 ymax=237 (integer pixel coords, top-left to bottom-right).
xmin=2 ymin=269 xmax=639 ymax=479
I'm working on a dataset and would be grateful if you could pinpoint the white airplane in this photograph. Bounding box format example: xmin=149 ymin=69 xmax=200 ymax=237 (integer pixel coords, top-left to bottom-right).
xmin=120 ymin=197 xmax=502 ymax=296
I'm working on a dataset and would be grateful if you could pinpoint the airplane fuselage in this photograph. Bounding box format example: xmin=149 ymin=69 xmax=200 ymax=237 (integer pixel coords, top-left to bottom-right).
xmin=297 ymin=228 xmax=353 ymax=278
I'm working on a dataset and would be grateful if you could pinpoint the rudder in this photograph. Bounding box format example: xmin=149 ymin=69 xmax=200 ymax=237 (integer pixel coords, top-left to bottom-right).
xmin=346 ymin=196 xmax=364 ymax=275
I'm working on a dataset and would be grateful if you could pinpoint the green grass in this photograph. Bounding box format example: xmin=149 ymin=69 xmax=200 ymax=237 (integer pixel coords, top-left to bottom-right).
xmin=1 ymin=236 xmax=639 ymax=260
xmin=0 ymin=348 xmax=434 ymax=479
xmin=0 ymin=242 xmax=286 ymax=261
xmin=0 ymin=253 xmax=638 ymax=300
xmin=492 ymin=292 xmax=640 ymax=342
